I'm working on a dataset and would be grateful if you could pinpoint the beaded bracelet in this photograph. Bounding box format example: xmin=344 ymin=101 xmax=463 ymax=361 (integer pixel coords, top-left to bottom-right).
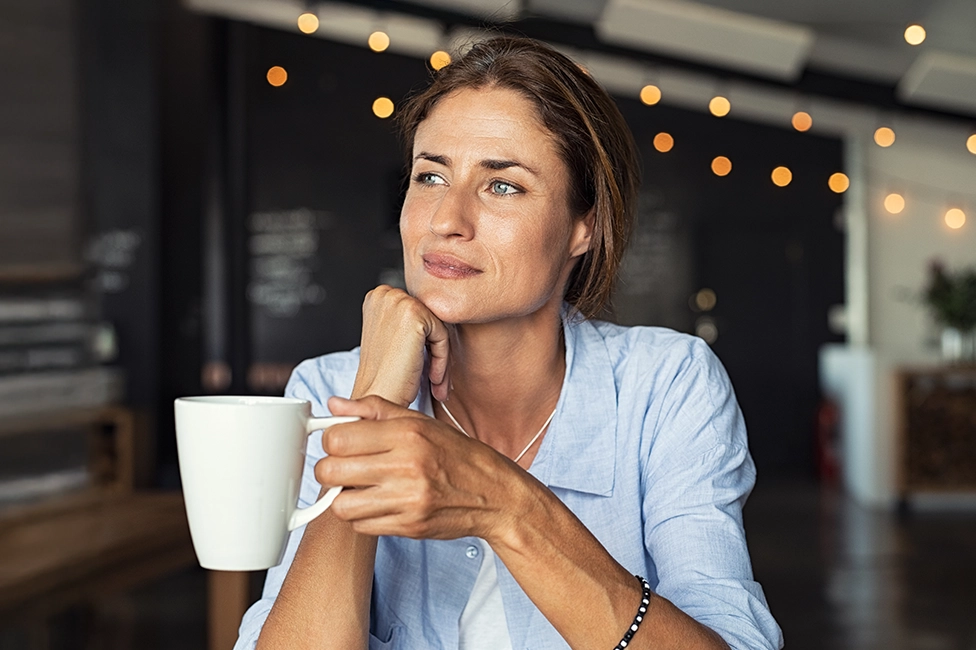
xmin=614 ymin=575 xmax=651 ymax=649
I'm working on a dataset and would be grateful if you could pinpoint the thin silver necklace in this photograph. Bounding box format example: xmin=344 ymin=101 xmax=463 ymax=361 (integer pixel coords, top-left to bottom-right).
xmin=436 ymin=399 xmax=557 ymax=464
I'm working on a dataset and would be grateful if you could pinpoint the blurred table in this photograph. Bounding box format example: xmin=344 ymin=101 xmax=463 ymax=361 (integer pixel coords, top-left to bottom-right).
xmin=0 ymin=406 xmax=252 ymax=650
xmin=0 ymin=491 xmax=194 ymax=615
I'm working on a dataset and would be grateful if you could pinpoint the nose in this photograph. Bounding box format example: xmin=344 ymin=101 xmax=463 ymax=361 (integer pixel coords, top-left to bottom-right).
xmin=428 ymin=186 xmax=474 ymax=239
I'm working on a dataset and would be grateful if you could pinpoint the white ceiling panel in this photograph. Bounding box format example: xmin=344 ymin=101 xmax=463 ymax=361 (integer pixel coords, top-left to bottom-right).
xmin=899 ymin=50 xmax=976 ymax=117
xmin=596 ymin=0 xmax=814 ymax=82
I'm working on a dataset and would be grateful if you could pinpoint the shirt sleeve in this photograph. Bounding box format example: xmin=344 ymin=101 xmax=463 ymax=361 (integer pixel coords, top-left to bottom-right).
xmin=233 ymin=360 xmax=340 ymax=650
xmin=641 ymin=339 xmax=784 ymax=650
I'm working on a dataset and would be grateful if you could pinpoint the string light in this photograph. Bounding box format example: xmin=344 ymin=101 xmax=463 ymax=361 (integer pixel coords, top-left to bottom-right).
xmin=640 ymin=84 xmax=662 ymax=106
xmin=904 ymin=24 xmax=926 ymax=45
xmin=653 ymin=132 xmax=674 ymax=152
xmin=874 ymin=126 xmax=896 ymax=147
xmin=372 ymin=97 xmax=394 ymax=118
xmin=297 ymin=12 xmax=319 ymax=34
xmin=945 ymin=208 xmax=966 ymax=229
xmin=266 ymin=66 xmax=287 ymax=87
xmin=828 ymin=173 xmax=850 ymax=193
xmin=430 ymin=51 xmax=451 ymax=70
xmin=771 ymin=166 xmax=792 ymax=187
xmin=368 ymin=31 xmax=390 ymax=52
xmin=884 ymin=193 xmax=905 ymax=214
xmin=709 ymin=96 xmax=731 ymax=117
xmin=967 ymin=134 xmax=976 ymax=154
xmin=792 ymin=111 xmax=813 ymax=132
xmin=711 ymin=156 xmax=732 ymax=176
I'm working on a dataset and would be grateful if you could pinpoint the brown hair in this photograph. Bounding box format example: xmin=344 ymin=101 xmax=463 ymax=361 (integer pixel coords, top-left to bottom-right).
xmin=397 ymin=35 xmax=640 ymax=319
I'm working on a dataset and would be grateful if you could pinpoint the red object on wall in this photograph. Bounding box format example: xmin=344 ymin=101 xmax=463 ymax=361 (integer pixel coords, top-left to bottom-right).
xmin=816 ymin=399 xmax=841 ymax=483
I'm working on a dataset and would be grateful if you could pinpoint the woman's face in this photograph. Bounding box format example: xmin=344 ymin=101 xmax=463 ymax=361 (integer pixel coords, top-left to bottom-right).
xmin=400 ymin=86 xmax=592 ymax=325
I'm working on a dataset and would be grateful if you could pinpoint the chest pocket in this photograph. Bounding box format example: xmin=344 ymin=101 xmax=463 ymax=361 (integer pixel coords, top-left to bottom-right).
xmin=368 ymin=624 xmax=402 ymax=650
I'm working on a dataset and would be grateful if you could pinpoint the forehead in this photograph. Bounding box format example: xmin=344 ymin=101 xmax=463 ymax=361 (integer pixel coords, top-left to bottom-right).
xmin=412 ymin=86 xmax=560 ymax=160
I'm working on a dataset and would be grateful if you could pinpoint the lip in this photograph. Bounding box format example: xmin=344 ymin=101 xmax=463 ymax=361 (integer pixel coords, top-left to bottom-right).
xmin=422 ymin=253 xmax=482 ymax=279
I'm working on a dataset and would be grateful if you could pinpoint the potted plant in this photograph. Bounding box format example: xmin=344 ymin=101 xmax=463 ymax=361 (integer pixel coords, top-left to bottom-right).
xmin=924 ymin=261 xmax=976 ymax=362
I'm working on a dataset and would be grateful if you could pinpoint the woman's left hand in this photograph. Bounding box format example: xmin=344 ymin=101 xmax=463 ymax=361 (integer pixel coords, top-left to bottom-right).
xmin=317 ymin=395 xmax=523 ymax=541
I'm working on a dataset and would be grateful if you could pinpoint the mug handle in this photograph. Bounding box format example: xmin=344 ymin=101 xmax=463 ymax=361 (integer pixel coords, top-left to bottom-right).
xmin=288 ymin=416 xmax=360 ymax=531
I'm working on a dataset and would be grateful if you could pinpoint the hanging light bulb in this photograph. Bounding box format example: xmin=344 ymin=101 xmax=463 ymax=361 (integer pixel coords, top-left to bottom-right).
xmin=640 ymin=84 xmax=662 ymax=106
xmin=653 ymin=133 xmax=674 ymax=152
xmin=709 ymin=96 xmax=731 ymax=117
xmin=904 ymin=24 xmax=926 ymax=45
xmin=884 ymin=193 xmax=905 ymax=214
xmin=368 ymin=31 xmax=390 ymax=52
xmin=771 ymin=166 xmax=792 ymax=187
xmin=372 ymin=97 xmax=394 ymax=118
xmin=792 ymin=111 xmax=813 ymax=132
xmin=430 ymin=51 xmax=451 ymax=70
xmin=874 ymin=126 xmax=896 ymax=147
xmin=828 ymin=173 xmax=850 ymax=193
xmin=945 ymin=208 xmax=966 ymax=229
xmin=297 ymin=12 xmax=319 ymax=34
xmin=266 ymin=66 xmax=287 ymax=87
xmin=711 ymin=156 xmax=732 ymax=176
xmin=967 ymin=134 xmax=976 ymax=155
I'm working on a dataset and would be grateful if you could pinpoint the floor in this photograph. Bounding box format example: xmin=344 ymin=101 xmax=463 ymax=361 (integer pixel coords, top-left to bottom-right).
xmin=1 ymin=479 xmax=974 ymax=649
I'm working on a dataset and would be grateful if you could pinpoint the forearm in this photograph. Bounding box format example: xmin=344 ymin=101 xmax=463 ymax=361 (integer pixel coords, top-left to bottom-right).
xmin=257 ymin=501 xmax=377 ymax=650
xmin=490 ymin=476 xmax=729 ymax=650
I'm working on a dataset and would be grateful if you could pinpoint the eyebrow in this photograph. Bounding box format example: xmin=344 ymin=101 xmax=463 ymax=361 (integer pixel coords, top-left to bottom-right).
xmin=413 ymin=152 xmax=539 ymax=176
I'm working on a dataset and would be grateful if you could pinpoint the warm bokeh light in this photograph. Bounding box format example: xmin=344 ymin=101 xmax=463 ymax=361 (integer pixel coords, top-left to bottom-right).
xmin=368 ymin=31 xmax=390 ymax=52
xmin=904 ymin=24 xmax=926 ymax=45
xmin=653 ymin=132 xmax=674 ymax=152
xmin=828 ymin=172 xmax=850 ymax=193
xmin=792 ymin=111 xmax=813 ymax=132
xmin=945 ymin=208 xmax=966 ymax=229
xmin=266 ymin=66 xmax=287 ymax=87
xmin=967 ymin=134 xmax=976 ymax=154
xmin=771 ymin=166 xmax=792 ymax=187
xmin=874 ymin=126 xmax=896 ymax=147
xmin=695 ymin=288 xmax=717 ymax=311
xmin=430 ymin=50 xmax=451 ymax=70
xmin=884 ymin=193 xmax=905 ymax=214
xmin=640 ymin=84 xmax=662 ymax=106
xmin=372 ymin=97 xmax=394 ymax=118
xmin=297 ymin=12 xmax=319 ymax=34
xmin=709 ymin=96 xmax=731 ymax=117
xmin=711 ymin=156 xmax=732 ymax=176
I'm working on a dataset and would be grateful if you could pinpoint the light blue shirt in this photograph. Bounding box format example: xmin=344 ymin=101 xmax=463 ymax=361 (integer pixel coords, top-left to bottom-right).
xmin=236 ymin=316 xmax=784 ymax=650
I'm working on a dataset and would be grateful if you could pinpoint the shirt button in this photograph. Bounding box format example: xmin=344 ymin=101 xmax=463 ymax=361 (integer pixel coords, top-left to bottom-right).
xmin=465 ymin=545 xmax=479 ymax=559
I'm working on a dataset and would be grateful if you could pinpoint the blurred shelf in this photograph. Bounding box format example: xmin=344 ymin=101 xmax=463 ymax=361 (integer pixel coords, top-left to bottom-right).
xmin=898 ymin=365 xmax=976 ymax=496
xmin=0 ymin=407 xmax=109 ymax=438
xmin=0 ymin=263 xmax=87 ymax=285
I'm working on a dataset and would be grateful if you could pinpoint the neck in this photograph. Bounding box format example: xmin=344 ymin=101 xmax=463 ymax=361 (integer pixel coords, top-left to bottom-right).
xmin=438 ymin=301 xmax=566 ymax=457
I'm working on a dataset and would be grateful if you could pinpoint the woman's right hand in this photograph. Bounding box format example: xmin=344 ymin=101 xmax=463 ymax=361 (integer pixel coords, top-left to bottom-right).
xmin=352 ymin=285 xmax=451 ymax=407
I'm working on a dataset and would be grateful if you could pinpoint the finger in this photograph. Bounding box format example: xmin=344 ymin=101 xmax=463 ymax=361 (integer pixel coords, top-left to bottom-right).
xmin=430 ymin=373 xmax=450 ymax=403
xmin=424 ymin=314 xmax=450 ymax=386
xmin=329 ymin=485 xmax=405 ymax=522
xmin=320 ymin=418 xmax=413 ymax=457
xmin=327 ymin=394 xmax=417 ymax=421
xmin=315 ymin=454 xmax=400 ymax=490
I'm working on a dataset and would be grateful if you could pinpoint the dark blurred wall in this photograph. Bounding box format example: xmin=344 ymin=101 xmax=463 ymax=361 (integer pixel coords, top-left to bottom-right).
xmin=0 ymin=1 xmax=80 ymax=270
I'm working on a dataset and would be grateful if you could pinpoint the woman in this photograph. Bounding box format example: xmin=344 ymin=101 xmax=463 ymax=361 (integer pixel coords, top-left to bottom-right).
xmin=238 ymin=36 xmax=782 ymax=650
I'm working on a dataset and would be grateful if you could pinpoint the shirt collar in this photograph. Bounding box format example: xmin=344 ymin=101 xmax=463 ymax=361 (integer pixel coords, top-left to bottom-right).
xmin=530 ymin=312 xmax=617 ymax=497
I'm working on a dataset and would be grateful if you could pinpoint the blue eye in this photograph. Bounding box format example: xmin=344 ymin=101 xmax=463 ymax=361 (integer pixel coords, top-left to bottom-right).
xmin=414 ymin=172 xmax=446 ymax=185
xmin=490 ymin=180 xmax=519 ymax=195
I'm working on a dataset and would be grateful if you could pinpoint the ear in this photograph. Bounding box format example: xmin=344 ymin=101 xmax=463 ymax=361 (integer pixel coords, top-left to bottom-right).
xmin=568 ymin=208 xmax=596 ymax=259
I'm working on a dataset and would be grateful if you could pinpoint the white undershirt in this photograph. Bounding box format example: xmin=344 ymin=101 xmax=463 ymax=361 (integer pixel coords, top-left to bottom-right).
xmin=458 ymin=539 xmax=514 ymax=650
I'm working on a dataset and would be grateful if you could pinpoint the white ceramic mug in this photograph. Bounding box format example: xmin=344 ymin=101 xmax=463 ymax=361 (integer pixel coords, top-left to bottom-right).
xmin=174 ymin=395 xmax=357 ymax=571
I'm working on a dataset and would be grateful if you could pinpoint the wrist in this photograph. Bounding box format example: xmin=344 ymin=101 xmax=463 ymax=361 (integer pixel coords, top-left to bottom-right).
xmin=482 ymin=465 xmax=552 ymax=553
